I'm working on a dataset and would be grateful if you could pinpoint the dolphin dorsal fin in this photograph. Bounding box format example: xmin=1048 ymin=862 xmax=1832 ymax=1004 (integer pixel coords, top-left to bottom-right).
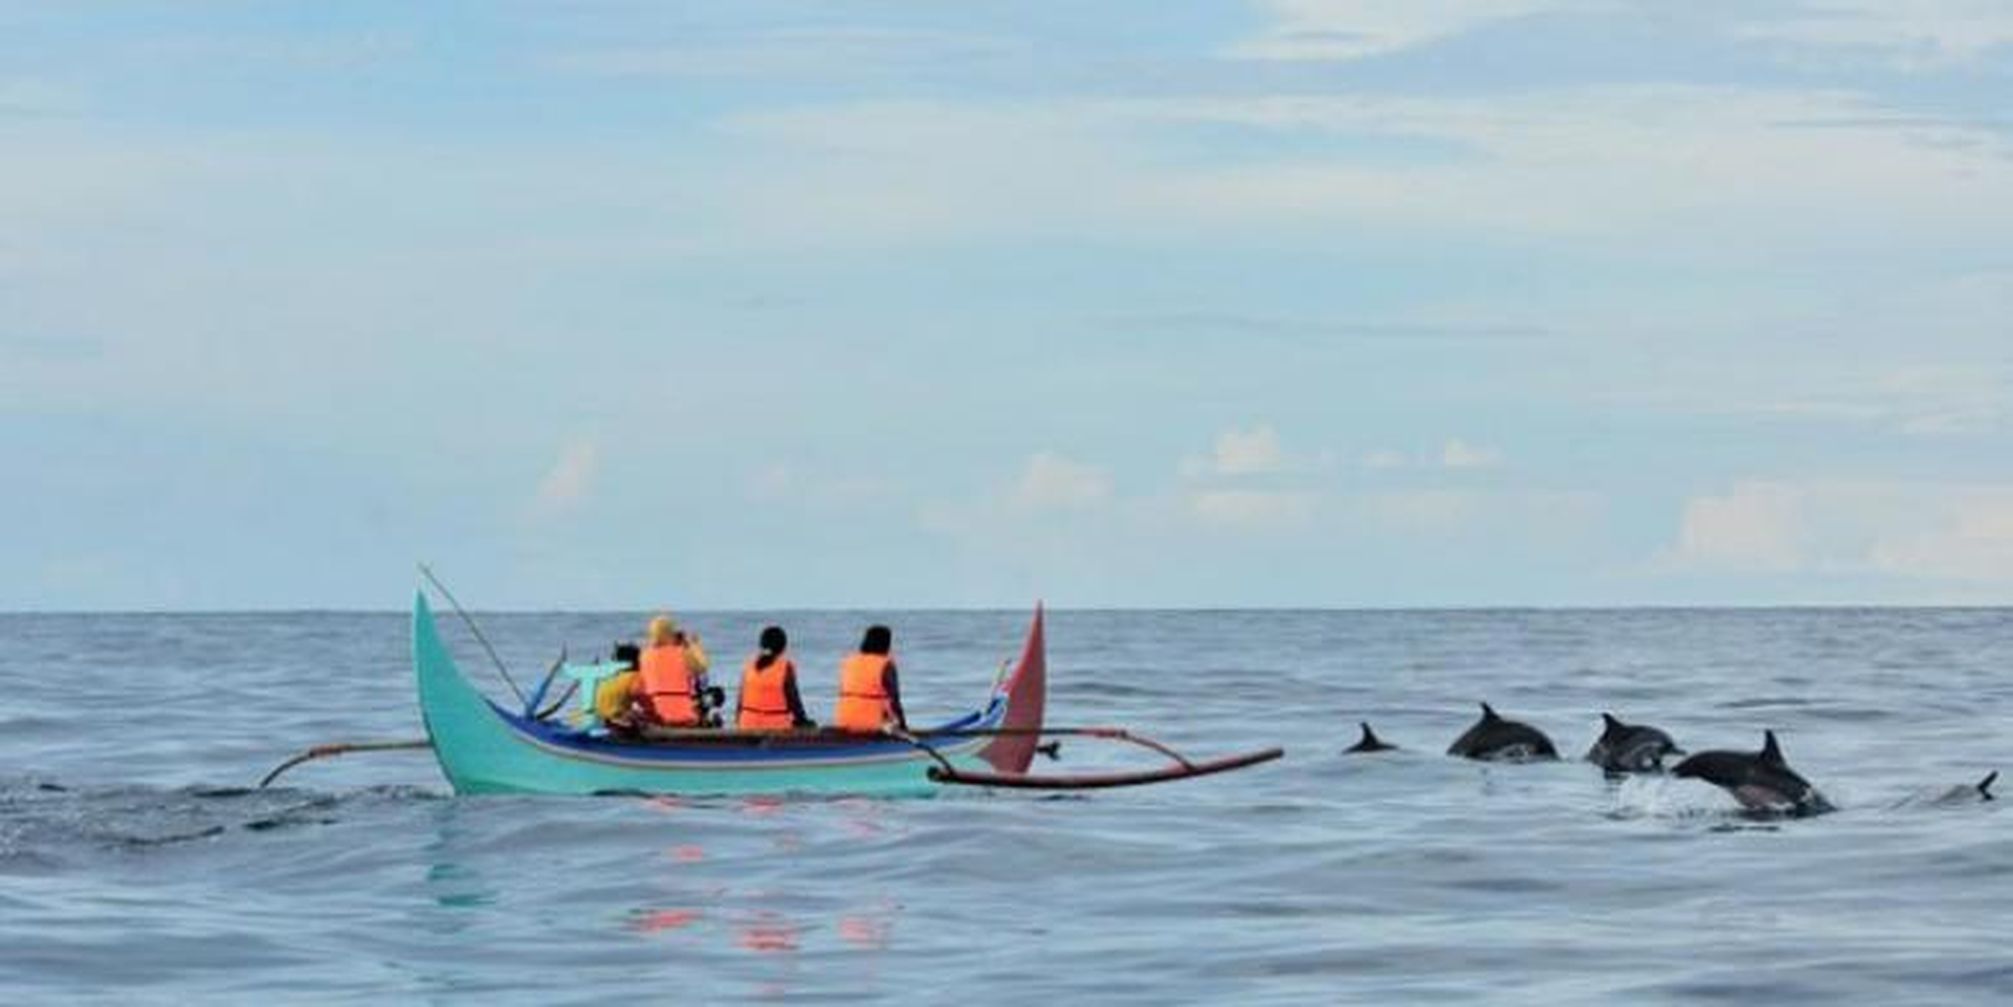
xmin=1760 ymin=730 xmax=1785 ymax=766
xmin=1601 ymin=712 xmax=1622 ymax=732
xmin=1359 ymin=721 xmax=1379 ymax=743
xmin=1981 ymin=771 xmax=1998 ymax=800
xmin=1480 ymin=702 xmax=1499 ymax=721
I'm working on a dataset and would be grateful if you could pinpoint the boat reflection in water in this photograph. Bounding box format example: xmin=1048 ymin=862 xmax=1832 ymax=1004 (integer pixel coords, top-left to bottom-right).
xmin=629 ymin=908 xmax=702 ymax=934
xmin=737 ymin=911 xmax=800 ymax=953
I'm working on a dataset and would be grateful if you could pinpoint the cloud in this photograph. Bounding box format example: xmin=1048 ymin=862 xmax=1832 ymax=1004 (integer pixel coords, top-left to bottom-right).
xmin=1111 ymin=311 xmax=1548 ymax=343
xmin=1666 ymin=481 xmax=1807 ymax=573
xmin=743 ymin=462 xmax=897 ymax=511
xmin=1188 ymin=488 xmax=1318 ymax=530
xmin=694 ymin=84 xmax=2013 ymax=261
xmin=533 ymin=438 xmax=600 ymax=517
xmin=1230 ymin=0 xmax=1571 ymax=61
xmin=548 ymin=28 xmax=1028 ymax=79
xmin=1180 ymin=423 xmax=1306 ymax=477
xmin=1736 ymin=2 xmax=2013 ymax=68
xmin=1012 ymin=452 xmax=1113 ymax=512
xmin=1659 ymin=480 xmax=2013 ymax=587
xmin=0 ymin=78 xmax=80 ymax=117
xmin=1870 ymin=494 xmax=2013 ymax=581
xmin=1123 ymin=87 xmax=2013 ymax=244
xmin=1622 ymin=360 xmax=2009 ymax=436
xmin=1439 ymin=438 xmax=1503 ymax=468
xmin=1354 ymin=438 xmax=1505 ymax=470
xmin=1232 ymin=0 xmax=2013 ymax=71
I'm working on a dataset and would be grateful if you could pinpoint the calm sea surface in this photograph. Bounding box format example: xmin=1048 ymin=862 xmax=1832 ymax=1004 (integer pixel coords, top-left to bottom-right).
xmin=3 ymin=608 xmax=2009 ymax=1004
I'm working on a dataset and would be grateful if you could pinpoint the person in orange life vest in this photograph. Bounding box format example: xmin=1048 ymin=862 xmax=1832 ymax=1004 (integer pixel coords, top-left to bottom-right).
xmin=736 ymin=626 xmax=814 ymax=731
xmin=833 ymin=624 xmax=907 ymax=732
xmin=633 ymin=614 xmax=716 ymax=727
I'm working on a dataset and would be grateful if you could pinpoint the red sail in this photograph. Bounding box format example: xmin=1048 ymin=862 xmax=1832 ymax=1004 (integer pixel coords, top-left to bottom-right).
xmin=977 ymin=604 xmax=1047 ymax=774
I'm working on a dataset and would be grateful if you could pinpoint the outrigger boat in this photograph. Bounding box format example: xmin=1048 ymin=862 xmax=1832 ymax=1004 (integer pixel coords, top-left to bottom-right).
xmin=260 ymin=590 xmax=1282 ymax=795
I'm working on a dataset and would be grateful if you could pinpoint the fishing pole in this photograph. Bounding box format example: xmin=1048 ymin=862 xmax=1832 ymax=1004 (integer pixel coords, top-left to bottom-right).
xmin=417 ymin=562 xmax=527 ymax=707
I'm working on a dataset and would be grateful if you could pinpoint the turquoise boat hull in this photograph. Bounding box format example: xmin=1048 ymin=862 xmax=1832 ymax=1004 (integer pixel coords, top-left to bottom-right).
xmin=412 ymin=593 xmax=1046 ymax=797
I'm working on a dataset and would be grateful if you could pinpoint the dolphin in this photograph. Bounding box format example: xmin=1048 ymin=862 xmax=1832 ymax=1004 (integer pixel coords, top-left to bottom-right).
xmin=1672 ymin=730 xmax=1832 ymax=816
xmin=1344 ymin=722 xmax=1397 ymax=754
xmin=1895 ymin=771 xmax=1997 ymax=808
xmin=1447 ymin=703 xmax=1558 ymax=762
xmin=1583 ymin=712 xmax=1683 ymax=774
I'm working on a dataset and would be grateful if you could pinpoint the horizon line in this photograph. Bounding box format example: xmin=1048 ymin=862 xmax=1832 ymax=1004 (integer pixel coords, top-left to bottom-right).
xmin=5 ymin=602 xmax=2009 ymax=616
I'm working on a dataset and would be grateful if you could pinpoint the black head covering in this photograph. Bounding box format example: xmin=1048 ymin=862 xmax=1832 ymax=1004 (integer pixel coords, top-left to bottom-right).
xmin=756 ymin=626 xmax=787 ymax=669
xmin=859 ymin=624 xmax=893 ymax=656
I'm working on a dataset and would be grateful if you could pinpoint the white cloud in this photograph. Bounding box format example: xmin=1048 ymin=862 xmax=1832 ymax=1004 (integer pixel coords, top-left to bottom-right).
xmin=1660 ymin=480 xmax=2013 ymax=587
xmin=1667 ymin=481 xmax=1808 ymax=573
xmin=533 ymin=438 xmax=600 ymax=517
xmin=1012 ymin=452 xmax=1113 ymax=512
xmin=743 ymin=462 xmax=897 ymax=511
xmin=1125 ymin=87 xmax=2013 ymax=244
xmin=1230 ymin=0 xmax=1573 ymax=61
xmin=746 ymin=462 xmax=796 ymax=500
xmin=1180 ymin=423 xmax=1304 ymax=477
xmin=694 ymin=85 xmax=2013 ymax=261
xmin=549 ymin=28 xmax=1027 ymax=79
xmin=1231 ymin=0 xmax=2013 ymax=70
xmin=1214 ymin=424 xmax=1289 ymax=474
xmin=1869 ymin=493 xmax=2013 ymax=581
xmin=0 ymin=77 xmax=81 ymax=116
xmin=1189 ymin=488 xmax=1318 ymax=529
xmin=1354 ymin=439 xmax=1505 ymax=470
xmin=1623 ymin=360 xmax=2009 ymax=436
xmin=1356 ymin=489 xmax=1477 ymax=533
xmin=1737 ymin=1 xmax=2013 ymax=68
xmin=1439 ymin=438 xmax=1504 ymax=468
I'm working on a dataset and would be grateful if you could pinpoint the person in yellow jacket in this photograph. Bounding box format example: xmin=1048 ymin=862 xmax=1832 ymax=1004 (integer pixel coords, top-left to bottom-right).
xmin=593 ymin=642 xmax=643 ymax=724
xmin=833 ymin=624 xmax=907 ymax=732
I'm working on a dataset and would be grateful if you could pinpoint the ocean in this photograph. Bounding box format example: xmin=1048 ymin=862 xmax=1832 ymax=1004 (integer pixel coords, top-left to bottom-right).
xmin=3 ymin=608 xmax=2008 ymax=1003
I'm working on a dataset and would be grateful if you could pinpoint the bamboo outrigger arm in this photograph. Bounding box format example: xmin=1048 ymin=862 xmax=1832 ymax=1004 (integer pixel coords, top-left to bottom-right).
xmin=894 ymin=725 xmax=1284 ymax=790
xmin=258 ymin=739 xmax=433 ymax=788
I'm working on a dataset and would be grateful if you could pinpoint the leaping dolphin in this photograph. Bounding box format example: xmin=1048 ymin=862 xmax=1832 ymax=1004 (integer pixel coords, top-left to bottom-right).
xmin=1583 ymin=712 xmax=1683 ymax=774
xmin=1447 ymin=703 xmax=1559 ymax=762
xmin=1672 ymin=730 xmax=1832 ymax=817
xmin=1344 ymin=722 xmax=1397 ymax=754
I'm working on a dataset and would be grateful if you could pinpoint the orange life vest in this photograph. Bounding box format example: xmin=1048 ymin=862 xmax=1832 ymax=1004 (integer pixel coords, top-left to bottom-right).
xmin=833 ymin=653 xmax=892 ymax=731
xmin=738 ymin=656 xmax=795 ymax=731
xmin=639 ymin=643 xmax=700 ymax=726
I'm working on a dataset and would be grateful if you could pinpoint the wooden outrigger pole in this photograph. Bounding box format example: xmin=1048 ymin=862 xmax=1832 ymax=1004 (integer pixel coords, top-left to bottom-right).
xmin=258 ymin=739 xmax=432 ymax=788
xmin=894 ymin=726 xmax=1285 ymax=790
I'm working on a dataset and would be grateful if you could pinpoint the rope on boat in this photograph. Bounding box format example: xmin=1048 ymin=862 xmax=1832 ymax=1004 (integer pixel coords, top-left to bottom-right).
xmin=419 ymin=563 xmax=527 ymax=707
xmin=257 ymin=739 xmax=433 ymax=788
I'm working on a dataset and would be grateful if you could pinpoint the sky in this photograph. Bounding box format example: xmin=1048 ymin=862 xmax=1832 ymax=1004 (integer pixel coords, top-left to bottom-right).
xmin=3 ymin=1 xmax=2011 ymax=610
